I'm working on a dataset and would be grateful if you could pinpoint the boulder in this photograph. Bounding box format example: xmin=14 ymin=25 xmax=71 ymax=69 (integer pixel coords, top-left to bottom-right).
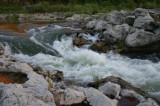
xmin=73 ymin=38 xmax=87 ymax=46
xmin=86 ymin=19 xmax=97 ymax=29
xmin=133 ymin=15 xmax=155 ymax=31
xmin=90 ymin=42 xmax=108 ymax=52
xmin=134 ymin=8 xmax=150 ymax=18
xmin=77 ymin=87 xmax=116 ymax=106
xmin=0 ymin=84 xmax=56 ymax=106
xmin=133 ymin=8 xmax=156 ymax=31
xmin=125 ymin=29 xmax=159 ymax=47
xmin=137 ymin=98 xmax=159 ymax=106
xmin=95 ymin=20 xmax=108 ymax=31
xmin=107 ymin=11 xmax=126 ymax=25
xmin=54 ymin=88 xmax=85 ymax=106
xmin=121 ymin=89 xmax=146 ymax=102
xmin=98 ymin=82 xmax=121 ymax=99
xmin=103 ymin=24 xmax=130 ymax=42
xmin=124 ymin=16 xmax=135 ymax=26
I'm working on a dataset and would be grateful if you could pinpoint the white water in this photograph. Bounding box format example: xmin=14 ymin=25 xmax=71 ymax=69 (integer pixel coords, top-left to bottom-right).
xmin=10 ymin=25 xmax=160 ymax=98
xmin=13 ymin=36 xmax=160 ymax=90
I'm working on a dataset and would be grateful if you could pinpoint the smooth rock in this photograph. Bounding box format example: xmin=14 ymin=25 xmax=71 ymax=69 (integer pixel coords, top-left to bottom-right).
xmin=77 ymin=87 xmax=116 ymax=106
xmin=60 ymin=88 xmax=85 ymax=105
xmin=98 ymin=82 xmax=121 ymax=99
xmin=125 ymin=29 xmax=159 ymax=47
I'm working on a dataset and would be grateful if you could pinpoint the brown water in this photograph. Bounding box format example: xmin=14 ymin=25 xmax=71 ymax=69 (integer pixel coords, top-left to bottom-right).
xmin=0 ymin=22 xmax=49 ymax=38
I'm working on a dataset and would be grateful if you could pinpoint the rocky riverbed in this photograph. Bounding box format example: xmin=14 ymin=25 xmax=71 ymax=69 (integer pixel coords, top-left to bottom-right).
xmin=0 ymin=8 xmax=160 ymax=106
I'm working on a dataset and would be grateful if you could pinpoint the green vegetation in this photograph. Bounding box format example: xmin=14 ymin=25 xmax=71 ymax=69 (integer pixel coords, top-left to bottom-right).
xmin=0 ymin=0 xmax=160 ymax=14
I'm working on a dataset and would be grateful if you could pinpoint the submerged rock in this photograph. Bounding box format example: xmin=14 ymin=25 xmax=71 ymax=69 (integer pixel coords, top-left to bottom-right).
xmin=73 ymin=38 xmax=87 ymax=46
xmin=90 ymin=41 xmax=108 ymax=52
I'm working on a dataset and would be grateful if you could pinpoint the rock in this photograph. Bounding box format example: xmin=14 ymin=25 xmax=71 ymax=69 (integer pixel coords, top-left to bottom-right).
xmin=133 ymin=15 xmax=155 ymax=31
xmin=86 ymin=19 xmax=98 ymax=29
xmin=77 ymin=87 xmax=116 ymax=106
xmin=90 ymin=42 xmax=108 ymax=52
xmin=103 ymin=24 xmax=130 ymax=42
xmin=149 ymin=9 xmax=160 ymax=22
xmin=66 ymin=14 xmax=89 ymax=22
xmin=95 ymin=20 xmax=108 ymax=31
xmin=73 ymin=38 xmax=87 ymax=46
xmin=121 ymin=89 xmax=146 ymax=102
xmin=125 ymin=29 xmax=159 ymax=47
xmin=0 ymin=84 xmax=56 ymax=106
xmin=54 ymin=88 xmax=85 ymax=106
xmin=134 ymin=8 xmax=150 ymax=18
xmin=124 ymin=16 xmax=135 ymax=26
xmin=107 ymin=11 xmax=126 ymax=25
xmin=133 ymin=8 xmax=156 ymax=31
xmin=154 ymin=27 xmax=160 ymax=36
xmin=0 ymin=47 xmax=4 ymax=55
xmin=33 ymin=67 xmax=64 ymax=82
xmin=7 ymin=62 xmax=33 ymax=74
xmin=137 ymin=98 xmax=159 ymax=106
xmin=98 ymin=82 xmax=121 ymax=99
xmin=118 ymin=96 xmax=140 ymax=106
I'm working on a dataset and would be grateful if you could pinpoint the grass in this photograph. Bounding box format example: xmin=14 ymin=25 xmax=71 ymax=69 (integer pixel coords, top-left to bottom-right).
xmin=0 ymin=1 xmax=160 ymax=14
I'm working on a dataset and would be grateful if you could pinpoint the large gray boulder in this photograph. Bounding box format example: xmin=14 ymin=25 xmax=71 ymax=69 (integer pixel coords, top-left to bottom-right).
xmin=77 ymin=87 xmax=116 ymax=106
xmin=125 ymin=29 xmax=159 ymax=47
xmin=103 ymin=24 xmax=130 ymax=42
xmin=133 ymin=8 xmax=155 ymax=31
xmin=98 ymin=82 xmax=121 ymax=99
xmin=107 ymin=11 xmax=126 ymax=25
xmin=133 ymin=15 xmax=155 ymax=31
xmin=134 ymin=8 xmax=150 ymax=18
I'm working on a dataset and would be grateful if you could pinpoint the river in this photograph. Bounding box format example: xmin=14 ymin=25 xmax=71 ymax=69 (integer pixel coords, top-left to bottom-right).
xmin=0 ymin=22 xmax=160 ymax=99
